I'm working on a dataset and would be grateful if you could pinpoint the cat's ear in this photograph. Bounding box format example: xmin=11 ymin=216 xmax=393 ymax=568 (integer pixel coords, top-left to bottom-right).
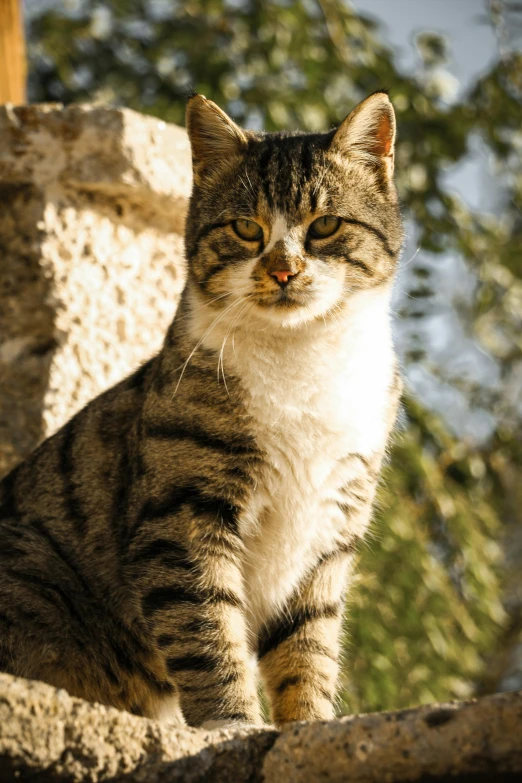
xmin=186 ymin=94 xmax=247 ymax=176
xmin=331 ymin=92 xmax=396 ymax=177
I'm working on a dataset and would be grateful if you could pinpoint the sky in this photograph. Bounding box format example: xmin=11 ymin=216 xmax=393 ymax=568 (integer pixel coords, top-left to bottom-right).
xmin=352 ymin=0 xmax=498 ymax=90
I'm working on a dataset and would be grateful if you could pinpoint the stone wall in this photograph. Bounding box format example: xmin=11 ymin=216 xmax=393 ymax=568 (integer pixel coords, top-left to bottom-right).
xmin=1 ymin=671 xmax=521 ymax=782
xmin=0 ymin=104 xmax=191 ymax=477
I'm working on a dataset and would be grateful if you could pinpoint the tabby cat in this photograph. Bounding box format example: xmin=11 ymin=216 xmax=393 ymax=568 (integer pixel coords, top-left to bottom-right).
xmin=0 ymin=91 xmax=403 ymax=729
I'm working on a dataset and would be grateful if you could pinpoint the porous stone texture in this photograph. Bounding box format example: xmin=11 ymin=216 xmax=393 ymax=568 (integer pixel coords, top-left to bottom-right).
xmin=0 ymin=103 xmax=191 ymax=477
xmin=263 ymin=693 xmax=522 ymax=782
xmin=0 ymin=672 xmax=521 ymax=782
xmin=0 ymin=672 xmax=277 ymax=783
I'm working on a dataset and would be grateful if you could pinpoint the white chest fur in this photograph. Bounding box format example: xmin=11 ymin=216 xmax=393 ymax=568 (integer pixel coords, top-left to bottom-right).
xmin=191 ymin=287 xmax=396 ymax=631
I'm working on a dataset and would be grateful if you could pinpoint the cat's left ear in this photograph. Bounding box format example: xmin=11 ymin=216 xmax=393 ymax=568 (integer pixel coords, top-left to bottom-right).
xmin=331 ymin=92 xmax=396 ymax=178
xmin=186 ymin=94 xmax=248 ymax=178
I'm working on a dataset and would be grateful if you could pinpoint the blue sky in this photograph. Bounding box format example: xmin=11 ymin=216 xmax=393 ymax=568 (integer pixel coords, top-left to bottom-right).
xmin=352 ymin=0 xmax=498 ymax=91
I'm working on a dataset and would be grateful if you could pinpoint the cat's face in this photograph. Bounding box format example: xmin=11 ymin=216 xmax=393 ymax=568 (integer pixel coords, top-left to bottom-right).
xmin=185 ymin=93 xmax=403 ymax=329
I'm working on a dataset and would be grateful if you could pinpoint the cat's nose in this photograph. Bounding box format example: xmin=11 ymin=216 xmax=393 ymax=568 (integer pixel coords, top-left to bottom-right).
xmin=270 ymin=270 xmax=298 ymax=287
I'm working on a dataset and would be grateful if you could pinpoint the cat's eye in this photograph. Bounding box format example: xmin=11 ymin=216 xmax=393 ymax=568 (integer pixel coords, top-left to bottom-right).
xmin=233 ymin=219 xmax=263 ymax=242
xmin=308 ymin=216 xmax=341 ymax=239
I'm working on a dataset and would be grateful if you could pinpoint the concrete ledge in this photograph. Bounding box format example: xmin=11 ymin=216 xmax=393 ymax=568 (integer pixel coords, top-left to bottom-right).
xmin=264 ymin=689 xmax=522 ymax=782
xmin=1 ymin=672 xmax=521 ymax=782
xmin=0 ymin=673 xmax=277 ymax=783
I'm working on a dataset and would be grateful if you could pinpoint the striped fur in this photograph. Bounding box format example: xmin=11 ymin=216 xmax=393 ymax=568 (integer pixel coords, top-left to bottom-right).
xmin=0 ymin=92 xmax=402 ymax=728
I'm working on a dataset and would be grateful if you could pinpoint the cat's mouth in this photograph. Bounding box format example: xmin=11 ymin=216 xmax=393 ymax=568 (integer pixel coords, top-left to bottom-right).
xmin=254 ymin=287 xmax=309 ymax=309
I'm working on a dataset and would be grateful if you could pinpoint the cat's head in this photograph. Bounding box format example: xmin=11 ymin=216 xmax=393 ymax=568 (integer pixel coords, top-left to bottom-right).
xmin=184 ymin=92 xmax=403 ymax=329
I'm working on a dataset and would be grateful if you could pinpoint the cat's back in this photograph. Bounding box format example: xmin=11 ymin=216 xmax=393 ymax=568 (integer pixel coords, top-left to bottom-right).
xmin=0 ymin=358 xmax=161 ymax=694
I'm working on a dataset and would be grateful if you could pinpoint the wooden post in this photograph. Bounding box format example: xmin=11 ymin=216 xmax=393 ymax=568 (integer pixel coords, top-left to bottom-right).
xmin=0 ymin=0 xmax=27 ymax=104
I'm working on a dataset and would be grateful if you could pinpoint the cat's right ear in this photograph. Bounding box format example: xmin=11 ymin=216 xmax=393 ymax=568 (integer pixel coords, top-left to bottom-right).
xmin=331 ymin=92 xmax=396 ymax=179
xmin=186 ymin=94 xmax=247 ymax=178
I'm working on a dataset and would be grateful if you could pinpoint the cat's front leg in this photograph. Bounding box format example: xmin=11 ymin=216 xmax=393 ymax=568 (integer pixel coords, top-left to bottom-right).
xmin=257 ymin=543 xmax=352 ymax=725
xmin=256 ymin=473 xmax=378 ymax=725
xmin=165 ymin=595 xmax=262 ymax=729
xmin=129 ymin=515 xmax=262 ymax=728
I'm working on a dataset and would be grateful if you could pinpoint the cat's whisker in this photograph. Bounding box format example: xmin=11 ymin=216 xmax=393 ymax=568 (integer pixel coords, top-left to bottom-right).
xmin=217 ymin=297 xmax=254 ymax=393
xmin=333 ymin=302 xmax=345 ymax=322
xmin=238 ymin=175 xmax=249 ymax=196
xmin=238 ymin=173 xmax=256 ymax=202
xmin=322 ymin=301 xmax=343 ymax=331
xmin=398 ymin=288 xmax=428 ymax=302
xmin=210 ymin=208 xmax=230 ymax=225
xmin=244 ymin=168 xmax=255 ymax=196
xmin=312 ymin=153 xmax=332 ymax=196
xmin=174 ymin=291 xmax=233 ymax=326
xmin=172 ymin=296 xmax=247 ymax=397
xmin=168 ymin=296 xmax=234 ymax=333
xmin=217 ymin=335 xmax=229 ymax=393
xmin=399 ymin=244 xmax=421 ymax=270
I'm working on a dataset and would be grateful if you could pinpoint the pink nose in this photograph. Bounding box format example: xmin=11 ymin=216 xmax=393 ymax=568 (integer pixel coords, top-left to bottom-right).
xmin=270 ymin=270 xmax=296 ymax=286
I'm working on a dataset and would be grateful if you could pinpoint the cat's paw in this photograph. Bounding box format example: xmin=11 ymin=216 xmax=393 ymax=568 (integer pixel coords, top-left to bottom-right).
xmin=201 ymin=718 xmax=272 ymax=732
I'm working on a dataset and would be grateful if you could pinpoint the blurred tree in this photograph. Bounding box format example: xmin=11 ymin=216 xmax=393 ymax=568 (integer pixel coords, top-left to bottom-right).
xmin=25 ymin=0 xmax=522 ymax=712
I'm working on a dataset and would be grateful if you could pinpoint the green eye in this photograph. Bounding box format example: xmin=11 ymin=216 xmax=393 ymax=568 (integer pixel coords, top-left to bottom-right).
xmin=308 ymin=216 xmax=341 ymax=239
xmin=233 ymin=219 xmax=263 ymax=241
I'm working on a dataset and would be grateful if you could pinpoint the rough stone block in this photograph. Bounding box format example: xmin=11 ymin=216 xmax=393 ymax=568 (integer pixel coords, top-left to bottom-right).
xmin=1 ymin=672 xmax=521 ymax=782
xmin=0 ymin=104 xmax=191 ymax=476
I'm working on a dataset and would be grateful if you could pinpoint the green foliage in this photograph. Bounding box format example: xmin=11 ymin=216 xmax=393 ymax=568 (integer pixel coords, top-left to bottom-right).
xmin=27 ymin=0 xmax=522 ymax=712
xmin=342 ymin=399 xmax=507 ymax=712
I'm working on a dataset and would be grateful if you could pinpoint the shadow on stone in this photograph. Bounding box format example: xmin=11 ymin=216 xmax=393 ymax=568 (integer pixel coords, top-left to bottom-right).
xmin=0 ymin=183 xmax=54 ymax=477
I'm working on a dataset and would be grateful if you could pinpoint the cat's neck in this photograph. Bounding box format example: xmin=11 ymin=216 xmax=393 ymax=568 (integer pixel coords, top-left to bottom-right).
xmin=179 ymin=283 xmax=396 ymax=450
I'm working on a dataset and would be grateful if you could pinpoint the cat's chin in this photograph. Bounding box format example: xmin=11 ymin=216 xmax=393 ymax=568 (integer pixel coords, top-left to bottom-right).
xmin=248 ymin=304 xmax=312 ymax=329
xmin=249 ymin=298 xmax=339 ymax=330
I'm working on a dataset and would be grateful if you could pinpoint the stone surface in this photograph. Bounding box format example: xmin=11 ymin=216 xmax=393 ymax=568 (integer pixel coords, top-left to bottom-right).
xmin=0 ymin=672 xmax=521 ymax=782
xmin=0 ymin=672 xmax=277 ymax=783
xmin=263 ymin=690 xmax=522 ymax=782
xmin=0 ymin=103 xmax=191 ymax=477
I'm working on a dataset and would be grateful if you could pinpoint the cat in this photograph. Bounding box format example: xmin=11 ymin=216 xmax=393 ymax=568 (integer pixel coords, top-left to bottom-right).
xmin=0 ymin=91 xmax=403 ymax=729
